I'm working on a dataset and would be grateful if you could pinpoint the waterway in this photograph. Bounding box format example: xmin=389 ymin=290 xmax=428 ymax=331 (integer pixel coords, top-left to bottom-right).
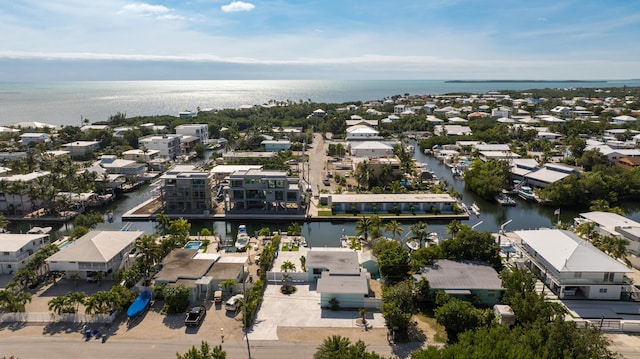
xmin=10 ymin=146 xmax=640 ymax=248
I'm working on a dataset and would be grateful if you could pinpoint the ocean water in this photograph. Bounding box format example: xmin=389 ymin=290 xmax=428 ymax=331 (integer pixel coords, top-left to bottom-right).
xmin=1 ymin=79 xmax=639 ymax=127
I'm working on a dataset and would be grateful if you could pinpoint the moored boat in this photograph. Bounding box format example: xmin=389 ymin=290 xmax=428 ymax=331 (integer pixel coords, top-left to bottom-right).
xmin=235 ymin=225 xmax=250 ymax=251
xmin=495 ymin=194 xmax=516 ymax=206
xmin=518 ymin=186 xmax=538 ymax=201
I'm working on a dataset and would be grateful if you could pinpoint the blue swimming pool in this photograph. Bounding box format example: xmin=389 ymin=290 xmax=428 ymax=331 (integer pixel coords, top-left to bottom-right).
xmin=184 ymin=241 xmax=203 ymax=250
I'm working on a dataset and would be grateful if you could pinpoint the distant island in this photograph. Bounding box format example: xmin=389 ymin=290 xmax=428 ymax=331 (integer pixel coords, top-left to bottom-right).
xmin=445 ymin=80 xmax=608 ymax=83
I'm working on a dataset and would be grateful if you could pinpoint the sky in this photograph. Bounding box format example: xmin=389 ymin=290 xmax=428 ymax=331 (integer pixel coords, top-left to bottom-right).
xmin=1 ymin=0 xmax=640 ymax=81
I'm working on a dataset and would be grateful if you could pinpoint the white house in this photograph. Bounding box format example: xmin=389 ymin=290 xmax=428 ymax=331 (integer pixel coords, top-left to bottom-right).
xmin=98 ymin=155 xmax=147 ymax=177
xmin=576 ymin=212 xmax=640 ymax=268
xmin=139 ymin=135 xmax=181 ymax=159
xmin=346 ymin=125 xmax=383 ymax=141
xmin=349 ymin=141 xmax=394 ymax=158
xmin=515 ymin=229 xmax=631 ymax=300
xmin=122 ymin=149 xmax=160 ymax=162
xmin=261 ymin=139 xmax=292 ymax=152
xmin=19 ymin=133 xmax=51 ymax=146
xmin=175 ymin=124 xmax=209 ymax=144
xmin=0 ymin=233 xmax=50 ymax=274
xmin=550 ymin=106 xmax=571 ymax=118
xmin=46 ymin=231 xmax=144 ymax=279
xmin=611 ymin=115 xmax=637 ymax=124
xmin=61 ymin=141 xmax=101 ymax=159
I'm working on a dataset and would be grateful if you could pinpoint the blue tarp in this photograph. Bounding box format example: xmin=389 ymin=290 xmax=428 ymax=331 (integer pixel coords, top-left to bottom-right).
xmin=127 ymin=291 xmax=151 ymax=318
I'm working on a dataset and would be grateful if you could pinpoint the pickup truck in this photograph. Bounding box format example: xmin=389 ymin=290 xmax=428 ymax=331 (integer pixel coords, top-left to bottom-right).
xmin=184 ymin=305 xmax=206 ymax=327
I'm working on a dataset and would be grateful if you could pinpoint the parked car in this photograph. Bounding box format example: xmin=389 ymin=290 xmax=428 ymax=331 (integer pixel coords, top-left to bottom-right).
xmin=225 ymin=294 xmax=244 ymax=312
xmin=285 ymin=159 xmax=298 ymax=165
xmin=184 ymin=305 xmax=206 ymax=326
xmin=254 ymin=253 xmax=261 ymax=264
xmin=322 ymin=178 xmax=330 ymax=186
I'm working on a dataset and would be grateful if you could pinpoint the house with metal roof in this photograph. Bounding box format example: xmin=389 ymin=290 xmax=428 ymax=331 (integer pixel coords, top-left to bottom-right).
xmin=349 ymin=141 xmax=394 ymax=158
xmin=46 ymin=231 xmax=144 ymax=280
xmin=346 ymin=125 xmax=383 ymax=141
xmin=0 ymin=233 xmax=50 ymax=274
xmin=514 ymin=229 xmax=631 ymax=300
xmin=306 ymin=248 xmax=373 ymax=308
xmin=523 ymin=163 xmax=579 ymax=188
xmin=576 ymin=212 xmax=640 ymax=268
xmin=412 ymin=260 xmax=504 ymax=305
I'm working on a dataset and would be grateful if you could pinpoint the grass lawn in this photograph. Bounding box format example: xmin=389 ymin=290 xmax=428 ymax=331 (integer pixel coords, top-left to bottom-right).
xmin=415 ymin=312 xmax=448 ymax=344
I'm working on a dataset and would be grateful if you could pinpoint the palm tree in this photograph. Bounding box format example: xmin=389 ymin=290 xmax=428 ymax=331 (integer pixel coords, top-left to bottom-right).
xmin=280 ymin=260 xmax=296 ymax=273
xmin=355 ymin=216 xmax=372 ymax=241
xmin=299 ymin=255 xmax=307 ymax=272
xmin=219 ymin=279 xmax=236 ymax=294
xmin=135 ymin=234 xmax=161 ymax=282
xmin=446 ymin=220 xmax=462 ymax=238
xmin=358 ymin=308 xmax=369 ymax=325
xmin=409 ymin=222 xmax=430 ymax=248
xmin=287 ymin=222 xmax=303 ymax=236
xmin=385 ymin=220 xmax=404 ymax=240
xmin=313 ymin=335 xmax=352 ymax=359
xmin=155 ymin=211 xmax=171 ymax=235
xmin=48 ymin=296 xmax=71 ymax=315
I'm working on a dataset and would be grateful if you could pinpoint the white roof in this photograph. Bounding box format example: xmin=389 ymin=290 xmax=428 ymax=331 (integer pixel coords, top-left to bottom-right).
xmin=0 ymin=234 xmax=48 ymax=252
xmin=515 ymin=229 xmax=630 ymax=273
xmin=579 ymin=211 xmax=640 ymax=230
xmin=475 ymin=143 xmax=510 ymax=151
xmin=210 ymin=165 xmax=262 ymax=174
xmin=350 ymin=141 xmax=392 ymax=150
xmin=612 ymin=115 xmax=637 ymax=122
xmin=11 ymin=121 xmax=56 ymax=129
xmin=46 ymin=231 xmax=143 ymax=264
xmin=346 ymin=125 xmax=379 ymax=134
xmin=524 ymin=167 xmax=572 ymax=184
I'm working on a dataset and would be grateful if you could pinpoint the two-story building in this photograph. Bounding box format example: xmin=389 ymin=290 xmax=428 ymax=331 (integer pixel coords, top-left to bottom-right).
xmin=98 ymin=155 xmax=147 ymax=178
xmin=515 ymin=229 xmax=631 ymax=300
xmin=19 ymin=133 xmax=51 ymax=146
xmin=225 ymin=169 xmax=303 ymax=213
xmin=139 ymin=135 xmax=181 ymax=160
xmin=345 ymin=125 xmax=383 ymax=141
xmin=160 ymin=165 xmax=215 ymax=214
xmin=0 ymin=233 xmax=50 ymax=274
xmin=175 ymin=124 xmax=209 ymax=144
xmin=61 ymin=141 xmax=101 ymax=159
xmin=575 ymin=211 xmax=640 ymax=269
xmin=261 ymin=140 xmax=291 ymax=152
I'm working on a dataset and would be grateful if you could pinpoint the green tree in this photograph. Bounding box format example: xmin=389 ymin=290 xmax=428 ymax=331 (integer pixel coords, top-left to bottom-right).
xmin=355 ymin=216 xmax=372 ymax=240
xmin=176 ymin=341 xmax=226 ymax=359
xmin=314 ymin=335 xmax=388 ymax=359
xmin=463 ymin=159 xmax=510 ymax=200
xmin=280 ymin=260 xmax=296 ymax=273
xmin=384 ymin=220 xmax=404 ymax=240
xmin=373 ymin=239 xmax=410 ymax=284
xmin=162 ymin=285 xmax=190 ymax=314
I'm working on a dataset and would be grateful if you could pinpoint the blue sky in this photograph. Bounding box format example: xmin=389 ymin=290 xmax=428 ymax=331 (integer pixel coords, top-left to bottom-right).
xmin=1 ymin=0 xmax=639 ymax=80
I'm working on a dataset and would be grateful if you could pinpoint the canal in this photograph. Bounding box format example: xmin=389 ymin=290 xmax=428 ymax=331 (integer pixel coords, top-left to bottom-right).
xmin=12 ymin=146 xmax=640 ymax=249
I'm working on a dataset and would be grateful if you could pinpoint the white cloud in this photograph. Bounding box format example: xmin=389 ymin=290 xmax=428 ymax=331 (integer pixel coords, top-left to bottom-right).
xmin=119 ymin=3 xmax=170 ymax=16
xmin=221 ymin=1 xmax=255 ymax=13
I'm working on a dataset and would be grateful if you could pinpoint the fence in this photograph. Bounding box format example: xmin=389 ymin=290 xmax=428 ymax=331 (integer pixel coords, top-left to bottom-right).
xmin=265 ymin=271 xmax=309 ymax=284
xmin=0 ymin=311 xmax=118 ymax=324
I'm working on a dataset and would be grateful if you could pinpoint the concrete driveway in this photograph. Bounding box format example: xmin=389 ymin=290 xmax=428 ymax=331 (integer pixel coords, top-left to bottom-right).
xmin=247 ymin=283 xmax=386 ymax=341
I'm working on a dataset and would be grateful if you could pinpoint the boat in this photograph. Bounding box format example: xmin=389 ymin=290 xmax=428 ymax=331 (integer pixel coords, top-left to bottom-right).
xmin=235 ymin=225 xmax=250 ymax=251
xmin=26 ymin=226 xmax=53 ymax=235
xmin=470 ymin=202 xmax=480 ymax=216
xmin=495 ymin=194 xmax=516 ymax=206
xmin=518 ymin=186 xmax=538 ymax=201
xmin=405 ymin=239 xmax=420 ymax=251
xmin=427 ymin=232 xmax=439 ymax=245
xmin=127 ymin=290 xmax=151 ymax=319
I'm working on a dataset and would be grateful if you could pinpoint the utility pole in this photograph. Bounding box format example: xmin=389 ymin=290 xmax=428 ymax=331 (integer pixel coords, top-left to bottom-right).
xmin=242 ymin=264 xmax=252 ymax=359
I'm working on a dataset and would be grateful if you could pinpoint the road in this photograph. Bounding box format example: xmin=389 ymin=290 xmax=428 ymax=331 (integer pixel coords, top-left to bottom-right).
xmin=305 ymin=133 xmax=326 ymax=196
xmin=0 ymin=336 xmax=413 ymax=359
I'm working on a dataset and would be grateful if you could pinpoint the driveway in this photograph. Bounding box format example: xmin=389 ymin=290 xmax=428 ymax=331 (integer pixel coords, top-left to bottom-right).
xmin=247 ymin=283 xmax=386 ymax=341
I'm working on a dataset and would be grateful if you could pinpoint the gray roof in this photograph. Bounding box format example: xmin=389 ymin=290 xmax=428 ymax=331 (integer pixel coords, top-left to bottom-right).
xmin=524 ymin=167 xmax=572 ymax=184
xmin=413 ymin=260 xmax=503 ymax=290
xmin=306 ymin=249 xmax=360 ymax=275
xmin=329 ymin=193 xmax=454 ymax=204
xmin=515 ymin=229 xmax=631 ymax=273
xmin=580 ymin=211 xmax=640 ymax=229
xmin=317 ymin=273 xmax=369 ymax=295
xmin=154 ymin=249 xmax=215 ymax=283
xmin=205 ymin=262 xmax=244 ymax=280
xmin=46 ymin=231 xmax=143 ymax=264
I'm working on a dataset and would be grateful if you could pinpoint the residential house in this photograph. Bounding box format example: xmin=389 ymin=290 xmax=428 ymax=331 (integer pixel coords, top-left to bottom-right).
xmin=98 ymin=155 xmax=147 ymax=178
xmin=345 ymin=125 xmax=383 ymax=141
xmin=434 ymin=125 xmax=472 ymax=136
xmin=180 ymin=135 xmax=200 ymax=155
xmin=515 ymin=229 xmax=631 ymax=300
xmin=209 ymin=165 xmax=262 ymax=184
xmin=550 ymin=106 xmax=571 ymax=118
xmin=225 ymin=169 xmax=303 ymax=212
xmin=223 ymin=151 xmax=277 ymax=164
xmin=523 ymin=163 xmax=580 ymax=188
xmin=326 ymin=193 xmax=456 ymax=214
xmin=349 ymin=141 xmax=394 ymax=158
xmin=0 ymin=171 xmax=51 ymax=214
xmin=122 ymin=149 xmax=160 ymax=162
xmin=46 ymin=231 xmax=143 ymax=280
xmin=19 ymin=133 xmax=51 ymax=146
xmin=311 ymin=109 xmax=326 ymax=117
xmin=611 ymin=115 xmax=637 ymax=125
xmin=139 ymin=135 xmax=181 ymax=160
xmin=412 ymin=260 xmax=504 ymax=306
xmin=0 ymin=233 xmax=50 ymax=274
xmin=175 ymin=124 xmax=209 ymax=144
xmin=60 ymin=141 xmax=101 ymax=159
xmin=616 ymin=157 xmax=640 ymax=170
xmin=261 ymin=139 xmax=291 ymax=152
xmin=306 ymin=248 xmax=373 ymax=308
xmin=576 ymin=212 xmax=640 ymax=268
xmin=160 ymin=165 xmax=215 ymax=214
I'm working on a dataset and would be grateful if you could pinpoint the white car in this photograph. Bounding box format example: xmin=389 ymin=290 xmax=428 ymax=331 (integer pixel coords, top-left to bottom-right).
xmin=225 ymin=294 xmax=244 ymax=312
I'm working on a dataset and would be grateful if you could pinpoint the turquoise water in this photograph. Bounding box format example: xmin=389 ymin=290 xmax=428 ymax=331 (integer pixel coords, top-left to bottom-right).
xmin=184 ymin=241 xmax=203 ymax=250
xmin=2 ymin=79 xmax=640 ymax=126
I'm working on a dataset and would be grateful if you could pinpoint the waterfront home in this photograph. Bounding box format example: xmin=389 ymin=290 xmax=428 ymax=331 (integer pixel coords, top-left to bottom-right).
xmin=223 ymin=151 xmax=276 ymax=163
xmin=61 ymin=140 xmax=101 ymax=159
xmin=346 ymin=125 xmax=383 ymax=141
xmin=311 ymin=109 xmax=326 ymax=117
xmin=575 ymin=211 xmax=640 ymax=269
xmin=434 ymin=125 xmax=472 ymax=136
xmin=514 ymin=229 xmax=631 ymax=300
xmin=0 ymin=171 xmax=50 ymax=214
xmin=478 ymin=151 xmax=521 ymax=162
xmin=46 ymin=231 xmax=143 ymax=280
xmin=0 ymin=233 xmax=50 ymax=274
xmin=138 ymin=135 xmax=181 ymax=160
xmin=523 ymin=163 xmax=580 ymax=188
xmin=412 ymin=260 xmax=505 ymax=306
xmin=616 ymin=157 xmax=640 ymax=170
xmin=225 ymin=169 xmax=303 ymax=213
xmin=611 ymin=115 xmax=637 ymax=124
xmin=349 ymin=141 xmax=394 ymax=158
xmin=345 ymin=119 xmax=378 ymax=128
xmin=175 ymin=124 xmax=209 ymax=144
xmin=306 ymin=248 xmax=374 ymax=308
xmin=98 ymin=155 xmax=147 ymax=178
xmin=154 ymin=249 xmax=245 ymax=302
xmin=159 ymin=164 xmax=215 ymax=214
xmin=209 ymin=165 xmax=262 ymax=184
xmin=326 ymin=193 xmax=456 ymax=215
xmin=261 ymin=139 xmax=291 ymax=152
xmin=509 ymin=159 xmax=539 ymax=181
xmin=122 ymin=148 xmax=160 ymax=162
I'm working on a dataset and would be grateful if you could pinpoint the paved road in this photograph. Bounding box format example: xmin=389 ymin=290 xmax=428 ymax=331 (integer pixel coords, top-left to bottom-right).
xmin=306 ymin=133 xmax=326 ymax=196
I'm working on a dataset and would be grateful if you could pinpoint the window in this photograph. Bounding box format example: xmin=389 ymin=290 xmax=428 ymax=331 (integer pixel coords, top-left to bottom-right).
xmin=599 ymin=288 xmax=608 ymax=293
xmin=573 ymin=272 xmax=582 ymax=278
xmin=487 ymin=290 xmax=496 ymax=297
xmin=603 ymin=272 xmax=614 ymax=282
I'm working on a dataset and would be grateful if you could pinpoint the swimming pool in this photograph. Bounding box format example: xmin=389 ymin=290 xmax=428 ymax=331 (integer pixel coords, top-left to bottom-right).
xmin=184 ymin=241 xmax=203 ymax=250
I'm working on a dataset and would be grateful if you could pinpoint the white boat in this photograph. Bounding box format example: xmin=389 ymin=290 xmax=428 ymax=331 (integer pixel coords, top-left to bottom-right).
xmin=27 ymin=226 xmax=53 ymax=235
xmin=235 ymin=225 xmax=250 ymax=251
xmin=406 ymin=239 xmax=420 ymax=251
xmin=518 ymin=186 xmax=538 ymax=201
xmin=428 ymin=232 xmax=439 ymax=245
xmin=470 ymin=203 xmax=480 ymax=216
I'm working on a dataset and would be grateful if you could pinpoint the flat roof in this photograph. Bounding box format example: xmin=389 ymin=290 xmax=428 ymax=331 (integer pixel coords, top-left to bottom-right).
xmin=306 ymin=249 xmax=360 ymax=274
xmin=317 ymin=273 xmax=369 ymax=295
xmin=154 ymin=249 xmax=215 ymax=282
xmin=210 ymin=165 xmax=262 ymax=174
xmin=515 ymin=229 xmax=631 ymax=273
xmin=413 ymin=260 xmax=503 ymax=290
xmin=329 ymin=193 xmax=454 ymax=203
xmin=205 ymin=262 xmax=244 ymax=280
